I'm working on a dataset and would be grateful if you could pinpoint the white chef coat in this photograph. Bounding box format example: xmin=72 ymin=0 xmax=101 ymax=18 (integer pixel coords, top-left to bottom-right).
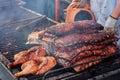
xmin=90 ymin=0 xmax=118 ymax=26
xmin=90 ymin=0 xmax=120 ymax=46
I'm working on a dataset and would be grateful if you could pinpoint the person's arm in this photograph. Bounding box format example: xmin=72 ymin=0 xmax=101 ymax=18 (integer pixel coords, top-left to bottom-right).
xmin=111 ymin=0 xmax=120 ymax=19
xmin=104 ymin=0 xmax=120 ymax=32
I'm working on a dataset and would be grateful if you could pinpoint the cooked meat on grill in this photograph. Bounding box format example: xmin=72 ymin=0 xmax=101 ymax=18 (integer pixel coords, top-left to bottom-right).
xmin=55 ymin=36 xmax=117 ymax=59
xmin=14 ymin=56 xmax=56 ymax=78
xmin=55 ymin=31 xmax=116 ymax=47
xmin=26 ymin=20 xmax=103 ymax=44
xmin=7 ymin=47 xmax=46 ymax=68
xmin=7 ymin=47 xmax=56 ymax=78
xmin=36 ymin=56 xmax=56 ymax=75
xmin=26 ymin=30 xmax=46 ymax=44
xmin=74 ymin=56 xmax=101 ymax=72
xmin=56 ymin=44 xmax=117 ymax=67
xmin=7 ymin=50 xmax=29 ymax=68
xmin=46 ymin=20 xmax=103 ymax=37
xmin=55 ymin=43 xmax=117 ymax=61
xmin=27 ymin=46 xmax=47 ymax=59
xmin=25 ymin=20 xmax=118 ymax=72
xmin=8 ymin=20 xmax=119 ymax=78
xmin=14 ymin=60 xmax=38 ymax=77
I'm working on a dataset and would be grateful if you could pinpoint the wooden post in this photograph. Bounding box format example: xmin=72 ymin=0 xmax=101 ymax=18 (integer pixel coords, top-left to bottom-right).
xmin=55 ymin=0 xmax=60 ymax=22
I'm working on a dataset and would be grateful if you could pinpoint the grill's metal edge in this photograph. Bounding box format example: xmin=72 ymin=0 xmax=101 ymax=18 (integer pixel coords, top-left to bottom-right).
xmin=0 ymin=52 xmax=15 ymax=80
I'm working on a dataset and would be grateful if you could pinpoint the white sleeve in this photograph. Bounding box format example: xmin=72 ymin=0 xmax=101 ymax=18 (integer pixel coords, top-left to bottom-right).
xmin=90 ymin=0 xmax=104 ymax=21
xmin=90 ymin=0 xmax=118 ymax=26
xmin=97 ymin=0 xmax=118 ymax=26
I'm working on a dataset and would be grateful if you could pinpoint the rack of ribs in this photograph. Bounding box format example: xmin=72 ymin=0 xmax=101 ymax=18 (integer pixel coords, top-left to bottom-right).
xmin=8 ymin=20 xmax=118 ymax=77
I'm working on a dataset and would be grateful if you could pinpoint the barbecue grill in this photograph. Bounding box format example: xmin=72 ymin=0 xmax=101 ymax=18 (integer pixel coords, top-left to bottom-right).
xmin=1 ymin=1 xmax=120 ymax=80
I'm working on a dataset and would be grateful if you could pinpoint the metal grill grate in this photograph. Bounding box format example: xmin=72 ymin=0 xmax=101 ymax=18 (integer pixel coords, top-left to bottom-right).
xmin=0 ymin=7 xmax=120 ymax=80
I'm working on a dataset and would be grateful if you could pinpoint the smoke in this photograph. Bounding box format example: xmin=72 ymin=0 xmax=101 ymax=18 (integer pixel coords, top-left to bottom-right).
xmin=22 ymin=0 xmax=55 ymax=20
xmin=0 ymin=0 xmax=34 ymax=50
xmin=0 ymin=0 xmax=22 ymax=27
xmin=17 ymin=0 xmax=26 ymax=6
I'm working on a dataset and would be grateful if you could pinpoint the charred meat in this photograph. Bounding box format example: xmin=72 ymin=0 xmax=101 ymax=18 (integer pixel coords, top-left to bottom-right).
xmin=26 ymin=20 xmax=118 ymax=72
xmin=8 ymin=20 xmax=118 ymax=78
xmin=14 ymin=56 xmax=56 ymax=78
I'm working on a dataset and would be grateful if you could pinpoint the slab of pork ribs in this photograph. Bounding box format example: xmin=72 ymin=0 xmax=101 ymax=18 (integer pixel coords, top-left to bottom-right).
xmin=27 ymin=20 xmax=118 ymax=72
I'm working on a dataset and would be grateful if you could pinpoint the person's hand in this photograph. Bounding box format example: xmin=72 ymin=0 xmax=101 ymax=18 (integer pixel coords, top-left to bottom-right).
xmin=104 ymin=15 xmax=118 ymax=32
